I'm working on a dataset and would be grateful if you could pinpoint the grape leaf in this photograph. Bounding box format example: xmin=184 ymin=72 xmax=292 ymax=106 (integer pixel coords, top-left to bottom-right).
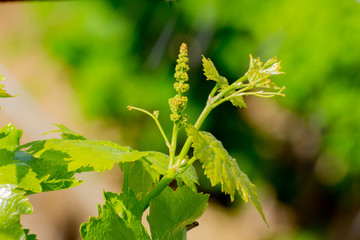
xmin=0 ymin=124 xmax=23 ymax=151
xmin=46 ymin=124 xmax=87 ymax=140
xmin=0 ymin=184 xmax=33 ymax=240
xmin=202 ymin=56 xmax=228 ymax=87
xmin=37 ymin=177 xmax=83 ymax=192
xmin=0 ymin=150 xmax=41 ymax=194
xmin=0 ymin=75 xmax=13 ymax=100
xmin=25 ymin=139 xmax=148 ymax=172
xmin=143 ymin=151 xmax=169 ymax=174
xmin=80 ymin=202 xmax=137 ymax=240
xmin=144 ymin=152 xmax=199 ymax=191
xmin=14 ymin=150 xmax=82 ymax=192
xmin=229 ymin=94 xmax=247 ymax=108
xmin=81 ymin=191 xmax=150 ymax=240
xmin=24 ymin=229 xmax=38 ymax=240
xmin=176 ymin=164 xmax=199 ymax=192
xmin=128 ymin=160 xmax=159 ymax=199
xmin=104 ymin=191 xmax=150 ymax=240
xmin=187 ymin=126 xmax=267 ymax=225
xmin=147 ymin=186 xmax=208 ymax=240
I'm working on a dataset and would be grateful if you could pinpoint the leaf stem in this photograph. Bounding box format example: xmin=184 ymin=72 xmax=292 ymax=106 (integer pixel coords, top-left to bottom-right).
xmin=139 ymin=156 xmax=197 ymax=213
xmin=209 ymin=84 xmax=220 ymax=98
xmin=127 ymin=106 xmax=171 ymax=149
xmin=177 ymin=96 xmax=215 ymax=163
xmin=139 ymin=170 xmax=177 ymax=213
xmin=211 ymin=86 xmax=251 ymax=108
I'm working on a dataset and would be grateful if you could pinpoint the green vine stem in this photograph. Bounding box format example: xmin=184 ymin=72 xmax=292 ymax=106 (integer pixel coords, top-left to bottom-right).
xmin=127 ymin=105 xmax=171 ymax=149
xmin=169 ymin=123 xmax=179 ymax=167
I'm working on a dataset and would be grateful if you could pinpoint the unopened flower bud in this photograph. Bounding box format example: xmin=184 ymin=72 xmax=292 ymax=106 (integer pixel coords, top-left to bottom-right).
xmin=153 ymin=110 xmax=159 ymax=118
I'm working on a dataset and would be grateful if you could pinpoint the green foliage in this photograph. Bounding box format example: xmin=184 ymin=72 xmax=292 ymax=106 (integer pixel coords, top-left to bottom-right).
xmin=187 ymin=126 xmax=267 ymax=225
xmin=144 ymin=152 xmax=199 ymax=192
xmin=81 ymin=191 xmax=149 ymax=240
xmin=25 ymin=139 xmax=147 ymax=172
xmin=202 ymin=56 xmax=228 ymax=87
xmin=127 ymin=160 xmax=159 ymax=198
xmin=0 ymin=124 xmax=22 ymax=151
xmin=0 ymin=185 xmax=33 ymax=240
xmin=0 ymin=44 xmax=285 ymax=239
xmin=147 ymin=186 xmax=208 ymax=240
xmin=0 ymin=75 xmax=12 ymax=101
xmin=80 ymin=201 xmax=138 ymax=240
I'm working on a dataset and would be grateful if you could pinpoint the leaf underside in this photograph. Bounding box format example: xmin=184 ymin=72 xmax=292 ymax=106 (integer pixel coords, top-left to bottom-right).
xmin=187 ymin=126 xmax=267 ymax=225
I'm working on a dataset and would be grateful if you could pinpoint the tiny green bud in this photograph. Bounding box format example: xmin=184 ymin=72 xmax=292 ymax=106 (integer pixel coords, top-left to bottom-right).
xmin=174 ymin=82 xmax=189 ymax=93
xmin=169 ymin=96 xmax=188 ymax=113
xmin=170 ymin=113 xmax=181 ymax=122
xmin=153 ymin=110 xmax=159 ymax=118
xmin=174 ymin=43 xmax=190 ymax=83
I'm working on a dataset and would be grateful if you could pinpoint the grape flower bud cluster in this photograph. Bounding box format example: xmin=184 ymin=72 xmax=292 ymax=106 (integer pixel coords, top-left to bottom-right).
xmin=169 ymin=43 xmax=190 ymax=122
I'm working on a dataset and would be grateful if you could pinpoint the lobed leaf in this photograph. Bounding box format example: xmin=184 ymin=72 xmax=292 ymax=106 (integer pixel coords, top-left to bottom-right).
xmin=0 ymin=124 xmax=23 ymax=151
xmin=25 ymin=139 xmax=148 ymax=172
xmin=187 ymin=126 xmax=267 ymax=225
xmin=229 ymin=94 xmax=248 ymax=108
xmin=104 ymin=191 xmax=150 ymax=240
xmin=80 ymin=202 xmax=137 ymax=240
xmin=147 ymin=186 xmax=208 ymax=240
xmin=202 ymin=56 xmax=228 ymax=87
xmin=0 ymin=150 xmax=42 ymax=194
xmin=81 ymin=191 xmax=150 ymax=240
xmin=0 ymin=184 xmax=33 ymax=240
xmin=176 ymin=164 xmax=199 ymax=192
xmin=127 ymin=160 xmax=159 ymax=199
xmin=46 ymin=124 xmax=87 ymax=140
xmin=0 ymin=75 xmax=13 ymax=100
xmin=144 ymin=151 xmax=199 ymax=191
xmin=14 ymin=150 xmax=82 ymax=192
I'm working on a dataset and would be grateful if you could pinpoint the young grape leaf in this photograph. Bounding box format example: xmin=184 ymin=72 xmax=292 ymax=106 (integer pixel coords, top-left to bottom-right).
xmin=144 ymin=152 xmax=199 ymax=191
xmin=202 ymin=56 xmax=228 ymax=87
xmin=80 ymin=202 xmax=137 ymax=240
xmin=0 ymin=124 xmax=23 ymax=151
xmin=143 ymin=151 xmax=169 ymax=174
xmin=187 ymin=126 xmax=267 ymax=225
xmin=46 ymin=124 xmax=87 ymax=140
xmin=38 ymin=177 xmax=83 ymax=192
xmin=147 ymin=186 xmax=208 ymax=240
xmin=0 ymin=150 xmax=42 ymax=193
xmin=0 ymin=184 xmax=33 ymax=240
xmin=104 ymin=191 xmax=150 ymax=240
xmin=25 ymin=139 xmax=148 ymax=172
xmin=14 ymin=150 xmax=82 ymax=192
xmin=0 ymin=75 xmax=13 ymax=100
xmin=229 ymin=94 xmax=247 ymax=108
xmin=127 ymin=160 xmax=159 ymax=199
xmin=24 ymin=229 xmax=38 ymax=240
xmin=175 ymin=164 xmax=199 ymax=192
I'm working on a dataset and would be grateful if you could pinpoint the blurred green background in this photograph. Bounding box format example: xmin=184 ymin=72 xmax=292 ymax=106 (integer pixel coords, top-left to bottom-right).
xmin=1 ymin=0 xmax=360 ymax=239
